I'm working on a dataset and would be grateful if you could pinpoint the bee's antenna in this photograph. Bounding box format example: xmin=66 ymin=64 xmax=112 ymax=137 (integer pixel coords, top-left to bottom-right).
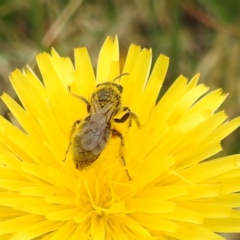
xmin=112 ymin=73 xmax=129 ymax=82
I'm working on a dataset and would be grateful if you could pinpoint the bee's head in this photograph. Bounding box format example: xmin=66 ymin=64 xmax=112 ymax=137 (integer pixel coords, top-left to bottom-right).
xmin=92 ymin=73 xmax=128 ymax=109
xmin=93 ymin=82 xmax=122 ymax=109
xmin=96 ymin=82 xmax=123 ymax=93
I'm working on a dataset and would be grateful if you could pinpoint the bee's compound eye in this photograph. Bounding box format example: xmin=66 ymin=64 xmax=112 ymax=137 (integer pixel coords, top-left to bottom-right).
xmin=115 ymin=84 xmax=123 ymax=93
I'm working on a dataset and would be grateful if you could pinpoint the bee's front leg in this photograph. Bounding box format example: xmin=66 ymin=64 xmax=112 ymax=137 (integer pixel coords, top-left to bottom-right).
xmin=68 ymin=86 xmax=91 ymax=113
xmin=114 ymin=107 xmax=140 ymax=128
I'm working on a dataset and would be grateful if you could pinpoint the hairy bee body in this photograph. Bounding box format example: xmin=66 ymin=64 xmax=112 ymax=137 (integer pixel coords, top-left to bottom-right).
xmin=71 ymin=102 xmax=113 ymax=169
xmin=64 ymin=75 xmax=140 ymax=178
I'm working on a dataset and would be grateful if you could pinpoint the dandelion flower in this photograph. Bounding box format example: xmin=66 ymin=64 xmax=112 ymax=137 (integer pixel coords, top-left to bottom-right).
xmin=1 ymin=36 xmax=240 ymax=240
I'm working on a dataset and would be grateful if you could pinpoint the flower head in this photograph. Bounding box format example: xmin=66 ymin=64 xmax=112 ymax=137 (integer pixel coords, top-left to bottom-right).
xmin=1 ymin=36 xmax=240 ymax=240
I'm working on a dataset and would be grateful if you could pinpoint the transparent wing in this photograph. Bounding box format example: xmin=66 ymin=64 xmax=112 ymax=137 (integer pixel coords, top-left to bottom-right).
xmin=81 ymin=113 xmax=111 ymax=155
xmin=79 ymin=99 xmax=117 ymax=155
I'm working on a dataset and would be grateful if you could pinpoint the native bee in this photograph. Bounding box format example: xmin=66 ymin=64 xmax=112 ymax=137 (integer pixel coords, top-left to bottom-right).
xmin=64 ymin=74 xmax=140 ymax=179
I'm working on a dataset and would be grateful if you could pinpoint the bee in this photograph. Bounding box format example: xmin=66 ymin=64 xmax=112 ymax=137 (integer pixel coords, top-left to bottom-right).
xmin=64 ymin=74 xmax=140 ymax=180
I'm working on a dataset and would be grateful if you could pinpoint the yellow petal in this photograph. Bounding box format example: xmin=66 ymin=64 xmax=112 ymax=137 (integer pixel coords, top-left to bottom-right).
xmin=97 ymin=36 xmax=119 ymax=84
xmin=91 ymin=213 xmax=105 ymax=240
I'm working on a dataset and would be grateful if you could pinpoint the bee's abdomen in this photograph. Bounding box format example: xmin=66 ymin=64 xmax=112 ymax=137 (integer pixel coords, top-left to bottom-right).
xmin=73 ymin=147 xmax=99 ymax=170
xmin=72 ymin=136 xmax=99 ymax=170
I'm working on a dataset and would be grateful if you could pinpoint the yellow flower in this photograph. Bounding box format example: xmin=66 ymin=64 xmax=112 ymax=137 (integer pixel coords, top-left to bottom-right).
xmin=0 ymin=36 xmax=240 ymax=240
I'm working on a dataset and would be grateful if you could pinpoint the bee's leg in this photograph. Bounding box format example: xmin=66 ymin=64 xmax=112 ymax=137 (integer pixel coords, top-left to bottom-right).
xmin=68 ymin=86 xmax=91 ymax=113
xmin=114 ymin=107 xmax=140 ymax=128
xmin=111 ymin=129 xmax=132 ymax=180
xmin=63 ymin=119 xmax=80 ymax=162
xmin=63 ymin=142 xmax=71 ymax=162
xmin=69 ymin=119 xmax=81 ymax=139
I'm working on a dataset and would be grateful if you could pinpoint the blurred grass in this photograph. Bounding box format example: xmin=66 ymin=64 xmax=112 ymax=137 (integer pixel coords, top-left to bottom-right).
xmin=1 ymin=1 xmax=240 ymax=239
xmin=1 ymin=0 xmax=240 ymax=142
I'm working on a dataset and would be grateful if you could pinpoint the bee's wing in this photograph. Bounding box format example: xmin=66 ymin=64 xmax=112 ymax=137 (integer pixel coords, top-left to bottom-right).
xmin=81 ymin=113 xmax=111 ymax=155
xmin=80 ymin=100 xmax=117 ymax=155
